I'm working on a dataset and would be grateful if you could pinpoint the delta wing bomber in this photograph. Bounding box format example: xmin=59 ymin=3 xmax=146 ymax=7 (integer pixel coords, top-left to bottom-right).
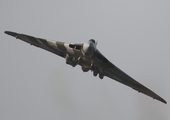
xmin=5 ymin=31 xmax=167 ymax=104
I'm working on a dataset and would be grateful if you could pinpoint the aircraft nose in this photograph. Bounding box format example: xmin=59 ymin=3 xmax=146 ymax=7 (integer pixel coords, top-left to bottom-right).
xmin=89 ymin=39 xmax=96 ymax=44
xmin=83 ymin=40 xmax=97 ymax=55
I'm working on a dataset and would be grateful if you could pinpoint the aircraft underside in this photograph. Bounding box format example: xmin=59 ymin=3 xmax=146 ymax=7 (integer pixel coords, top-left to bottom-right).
xmin=4 ymin=31 xmax=166 ymax=104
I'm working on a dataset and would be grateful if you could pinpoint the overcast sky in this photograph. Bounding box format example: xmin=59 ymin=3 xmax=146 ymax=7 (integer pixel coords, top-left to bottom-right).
xmin=0 ymin=0 xmax=169 ymax=120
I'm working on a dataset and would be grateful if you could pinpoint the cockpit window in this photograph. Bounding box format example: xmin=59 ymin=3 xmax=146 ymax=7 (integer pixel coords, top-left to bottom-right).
xmin=89 ymin=39 xmax=95 ymax=44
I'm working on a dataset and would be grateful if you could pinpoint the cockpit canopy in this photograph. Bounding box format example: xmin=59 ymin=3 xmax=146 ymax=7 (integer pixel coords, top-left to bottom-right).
xmin=89 ymin=39 xmax=95 ymax=44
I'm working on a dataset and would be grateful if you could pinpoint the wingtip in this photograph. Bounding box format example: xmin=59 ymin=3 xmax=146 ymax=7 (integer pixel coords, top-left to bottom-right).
xmin=161 ymin=99 xmax=167 ymax=104
xmin=4 ymin=31 xmax=9 ymax=34
xmin=4 ymin=31 xmax=11 ymax=35
xmin=4 ymin=31 xmax=14 ymax=35
xmin=159 ymin=99 xmax=167 ymax=104
xmin=4 ymin=31 xmax=18 ymax=38
xmin=161 ymin=100 xmax=167 ymax=104
xmin=154 ymin=96 xmax=167 ymax=104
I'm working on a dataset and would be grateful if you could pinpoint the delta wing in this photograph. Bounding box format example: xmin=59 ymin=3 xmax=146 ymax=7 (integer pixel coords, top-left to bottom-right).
xmin=93 ymin=51 xmax=167 ymax=104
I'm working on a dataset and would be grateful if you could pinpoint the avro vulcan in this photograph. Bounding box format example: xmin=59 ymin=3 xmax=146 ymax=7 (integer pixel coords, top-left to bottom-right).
xmin=5 ymin=31 xmax=167 ymax=104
